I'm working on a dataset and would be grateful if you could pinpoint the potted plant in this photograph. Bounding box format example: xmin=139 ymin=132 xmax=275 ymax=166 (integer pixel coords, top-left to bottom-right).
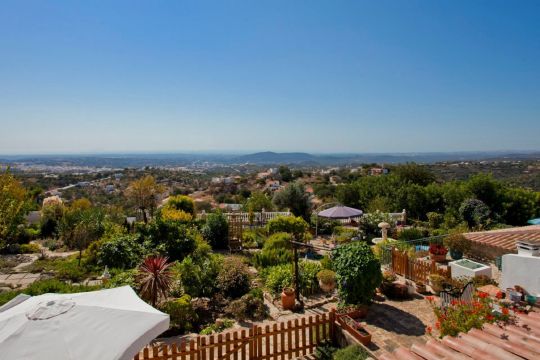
xmin=317 ymin=269 xmax=336 ymax=293
xmin=333 ymin=242 xmax=383 ymax=317
xmin=428 ymin=274 xmax=445 ymax=295
xmin=429 ymin=244 xmax=448 ymax=262
xmin=340 ymin=315 xmax=371 ymax=345
xmin=444 ymin=234 xmax=470 ymax=260
xmin=281 ymin=287 xmax=295 ymax=310
xmin=380 ymin=270 xmax=397 ymax=295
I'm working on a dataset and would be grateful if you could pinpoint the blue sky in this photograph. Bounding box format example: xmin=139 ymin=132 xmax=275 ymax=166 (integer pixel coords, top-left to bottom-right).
xmin=1 ymin=0 xmax=539 ymax=154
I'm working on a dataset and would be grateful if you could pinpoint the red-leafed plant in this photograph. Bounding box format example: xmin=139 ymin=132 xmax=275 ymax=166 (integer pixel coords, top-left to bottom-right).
xmin=426 ymin=291 xmax=514 ymax=338
xmin=429 ymin=244 xmax=448 ymax=256
xmin=138 ymin=256 xmax=173 ymax=306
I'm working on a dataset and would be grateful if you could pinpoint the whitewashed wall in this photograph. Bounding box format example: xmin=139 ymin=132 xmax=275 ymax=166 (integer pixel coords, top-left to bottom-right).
xmin=501 ymin=254 xmax=540 ymax=296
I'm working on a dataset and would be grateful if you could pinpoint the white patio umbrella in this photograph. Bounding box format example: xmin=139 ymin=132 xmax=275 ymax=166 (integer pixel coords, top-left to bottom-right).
xmin=0 ymin=286 xmax=169 ymax=360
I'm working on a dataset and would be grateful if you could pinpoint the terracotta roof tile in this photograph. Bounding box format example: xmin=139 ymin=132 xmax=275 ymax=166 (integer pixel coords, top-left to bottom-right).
xmin=463 ymin=225 xmax=540 ymax=252
xmin=381 ymin=313 xmax=540 ymax=359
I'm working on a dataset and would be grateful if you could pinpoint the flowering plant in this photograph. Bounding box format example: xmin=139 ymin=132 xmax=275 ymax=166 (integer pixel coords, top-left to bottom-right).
xmin=429 ymin=244 xmax=448 ymax=256
xmin=426 ymin=291 xmax=514 ymax=337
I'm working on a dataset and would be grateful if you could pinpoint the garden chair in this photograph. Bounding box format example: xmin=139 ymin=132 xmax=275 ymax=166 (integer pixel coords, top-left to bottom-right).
xmin=440 ymin=282 xmax=474 ymax=308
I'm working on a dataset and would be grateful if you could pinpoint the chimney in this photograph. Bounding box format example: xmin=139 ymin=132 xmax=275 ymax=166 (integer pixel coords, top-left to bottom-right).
xmin=516 ymin=240 xmax=540 ymax=257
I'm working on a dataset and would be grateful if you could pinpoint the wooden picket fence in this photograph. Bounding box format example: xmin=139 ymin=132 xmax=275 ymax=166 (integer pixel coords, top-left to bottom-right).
xmin=135 ymin=310 xmax=335 ymax=360
xmin=391 ymin=248 xmax=451 ymax=284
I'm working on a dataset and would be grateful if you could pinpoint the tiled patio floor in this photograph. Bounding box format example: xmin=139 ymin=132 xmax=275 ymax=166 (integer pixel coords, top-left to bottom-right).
xmin=360 ymin=295 xmax=435 ymax=357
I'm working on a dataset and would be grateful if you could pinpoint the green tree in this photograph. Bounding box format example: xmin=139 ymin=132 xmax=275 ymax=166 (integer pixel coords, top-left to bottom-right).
xmin=201 ymin=212 xmax=229 ymax=249
xmin=278 ymin=165 xmax=293 ymax=182
xmin=142 ymin=218 xmax=198 ymax=261
xmin=501 ymin=188 xmax=540 ymax=226
xmin=272 ymin=182 xmax=311 ymax=219
xmin=60 ymin=207 xmax=105 ymax=265
xmin=244 ymin=191 xmax=274 ymax=212
xmin=0 ymin=169 xmax=28 ymax=247
xmin=459 ymin=198 xmax=490 ymax=229
xmin=125 ymin=175 xmax=165 ymax=223
xmin=393 ymin=163 xmax=436 ymax=186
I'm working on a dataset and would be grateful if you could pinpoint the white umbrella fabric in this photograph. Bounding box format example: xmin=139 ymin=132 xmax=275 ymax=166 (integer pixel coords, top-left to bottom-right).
xmin=0 ymin=286 xmax=169 ymax=360
xmin=317 ymin=205 xmax=363 ymax=219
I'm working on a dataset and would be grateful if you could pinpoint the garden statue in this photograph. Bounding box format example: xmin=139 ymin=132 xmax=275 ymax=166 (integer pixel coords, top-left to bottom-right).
xmin=378 ymin=222 xmax=390 ymax=241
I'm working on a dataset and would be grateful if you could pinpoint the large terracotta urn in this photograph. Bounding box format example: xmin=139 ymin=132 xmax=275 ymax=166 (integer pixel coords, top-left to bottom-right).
xmin=281 ymin=287 xmax=295 ymax=310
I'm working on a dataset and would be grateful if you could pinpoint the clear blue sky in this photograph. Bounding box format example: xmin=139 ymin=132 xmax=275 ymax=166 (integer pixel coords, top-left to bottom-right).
xmin=1 ymin=0 xmax=539 ymax=154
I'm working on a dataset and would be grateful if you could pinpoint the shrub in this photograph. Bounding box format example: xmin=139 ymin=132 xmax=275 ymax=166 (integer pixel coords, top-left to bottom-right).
xmin=97 ymin=234 xmax=145 ymax=269
xmin=427 ymin=212 xmax=444 ymax=229
xmin=332 ymin=242 xmax=382 ymax=306
xmin=311 ymin=215 xmax=340 ymax=235
xmin=225 ymin=293 xmax=268 ymax=321
xmin=264 ymin=264 xmax=293 ymax=296
xmin=359 ymin=211 xmax=395 ymax=239
xmin=267 ymin=216 xmax=308 ymax=240
xmin=317 ymin=270 xmax=336 ymax=284
xmin=300 ymin=261 xmax=322 ymax=296
xmin=264 ymin=260 xmax=321 ymax=297
xmin=161 ymin=294 xmax=195 ymax=332
xmin=201 ymin=212 xmax=229 ymax=249
xmin=314 ymin=340 xmax=337 ymax=360
xmin=142 ymin=219 xmax=198 ymax=261
xmin=216 ymin=257 xmax=251 ymax=299
xmin=443 ymin=233 xmax=471 ymax=253
xmin=20 ymin=243 xmax=41 ymax=253
xmin=165 ymin=195 xmax=196 ymax=216
xmin=107 ymin=269 xmax=138 ymax=288
xmin=242 ymin=228 xmax=266 ymax=249
xmin=333 ymin=227 xmax=360 ymax=243
xmin=160 ymin=208 xmax=193 ymax=222
xmin=173 ymin=253 xmax=222 ymax=297
xmin=397 ymin=227 xmax=427 ymax=242
xmin=333 ymin=345 xmax=370 ymax=360
xmin=320 ymin=255 xmax=333 ymax=270
xmin=200 ymin=319 xmax=235 ymax=335
xmin=253 ymin=232 xmax=293 ymax=268
xmin=0 ymin=279 xmax=100 ymax=306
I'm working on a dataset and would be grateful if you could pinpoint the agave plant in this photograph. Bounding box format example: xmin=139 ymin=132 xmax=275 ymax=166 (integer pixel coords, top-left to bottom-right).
xmin=138 ymin=256 xmax=173 ymax=306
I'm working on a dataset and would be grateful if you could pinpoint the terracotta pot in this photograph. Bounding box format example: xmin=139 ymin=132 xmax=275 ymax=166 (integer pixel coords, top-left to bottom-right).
xmin=430 ymin=253 xmax=447 ymax=262
xmin=319 ymin=279 xmax=336 ymax=293
xmin=281 ymin=287 xmax=295 ymax=310
xmin=340 ymin=315 xmax=371 ymax=345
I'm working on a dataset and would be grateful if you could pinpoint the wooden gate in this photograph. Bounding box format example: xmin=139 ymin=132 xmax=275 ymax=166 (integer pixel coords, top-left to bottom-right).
xmin=135 ymin=310 xmax=335 ymax=360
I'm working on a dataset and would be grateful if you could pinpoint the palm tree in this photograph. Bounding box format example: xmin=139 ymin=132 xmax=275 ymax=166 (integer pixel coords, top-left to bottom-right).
xmin=138 ymin=256 xmax=173 ymax=306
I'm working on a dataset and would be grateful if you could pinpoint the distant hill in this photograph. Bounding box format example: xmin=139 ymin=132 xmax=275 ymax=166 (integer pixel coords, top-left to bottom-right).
xmin=1 ymin=151 xmax=539 ymax=168
xmin=232 ymin=151 xmax=540 ymax=165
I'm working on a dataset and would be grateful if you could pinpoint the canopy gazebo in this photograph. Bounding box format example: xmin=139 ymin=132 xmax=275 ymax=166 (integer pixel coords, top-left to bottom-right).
xmin=0 ymin=286 xmax=169 ymax=360
xmin=315 ymin=204 xmax=363 ymax=237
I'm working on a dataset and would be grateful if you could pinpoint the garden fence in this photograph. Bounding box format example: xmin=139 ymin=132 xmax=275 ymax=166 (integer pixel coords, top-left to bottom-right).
xmin=390 ymin=248 xmax=451 ymax=284
xmin=198 ymin=211 xmax=291 ymax=225
xmin=135 ymin=310 xmax=335 ymax=360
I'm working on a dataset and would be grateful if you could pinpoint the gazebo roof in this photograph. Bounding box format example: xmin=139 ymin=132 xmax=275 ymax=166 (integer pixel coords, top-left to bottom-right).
xmin=317 ymin=205 xmax=363 ymax=219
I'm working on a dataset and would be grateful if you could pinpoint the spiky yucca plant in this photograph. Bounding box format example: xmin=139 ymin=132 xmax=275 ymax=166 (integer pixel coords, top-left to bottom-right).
xmin=138 ymin=256 xmax=173 ymax=306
